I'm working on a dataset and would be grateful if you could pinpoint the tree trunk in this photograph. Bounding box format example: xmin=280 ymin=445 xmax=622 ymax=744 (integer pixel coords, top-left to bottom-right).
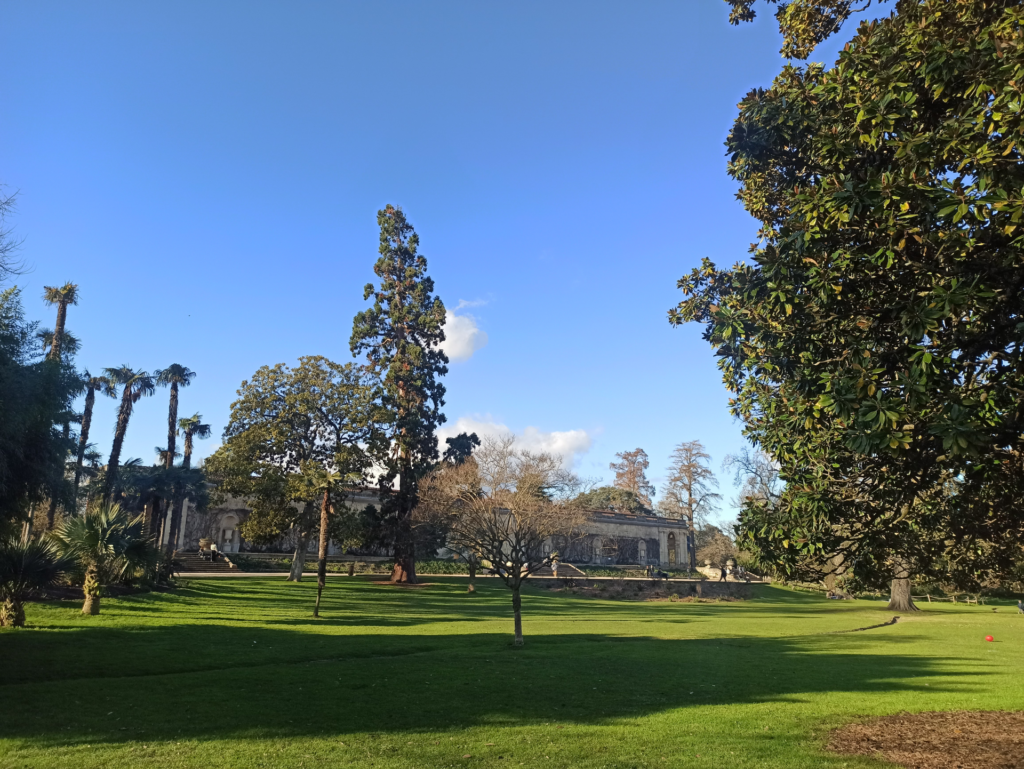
xmin=468 ymin=561 xmax=476 ymax=593
xmin=165 ymin=443 xmax=194 ymax=555
xmin=1 ymin=597 xmax=25 ymax=627
xmin=166 ymin=496 xmax=185 ymax=555
xmin=82 ymin=565 xmax=101 ymax=615
xmin=887 ymin=575 xmax=918 ymax=612
xmin=512 ymin=585 xmax=524 ymax=646
xmin=288 ymin=504 xmax=313 ymax=582
xmin=74 ymin=388 xmax=96 ymax=501
xmin=166 ymin=382 xmax=178 ymax=468
xmin=50 ymin=301 xmax=68 ymax=360
xmin=104 ymin=389 xmax=134 ymax=500
xmin=21 ymin=504 xmax=35 ymax=544
xmin=45 ymin=421 xmax=72 ymax=529
xmin=390 ymin=485 xmax=417 ymax=584
xmin=314 ymin=488 xmax=330 ymax=617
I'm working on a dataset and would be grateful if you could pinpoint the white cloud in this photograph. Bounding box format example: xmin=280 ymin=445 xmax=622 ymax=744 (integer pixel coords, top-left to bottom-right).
xmin=441 ymin=310 xmax=488 ymax=362
xmin=438 ymin=416 xmax=593 ymax=469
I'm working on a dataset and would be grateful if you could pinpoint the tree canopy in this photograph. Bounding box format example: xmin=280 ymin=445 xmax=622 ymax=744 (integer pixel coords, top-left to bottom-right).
xmin=672 ymin=0 xmax=1024 ymax=603
xmin=207 ymin=356 xmax=383 ymax=580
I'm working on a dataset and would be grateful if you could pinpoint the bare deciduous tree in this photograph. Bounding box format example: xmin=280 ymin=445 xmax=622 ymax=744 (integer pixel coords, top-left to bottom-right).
xmin=660 ymin=440 xmax=720 ymax=530
xmin=722 ymin=447 xmax=782 ymax=509
xmin=417 ymin=435 xmax=587 ymax=646
xmin=609 ymin=448 xmax=655 ymax=507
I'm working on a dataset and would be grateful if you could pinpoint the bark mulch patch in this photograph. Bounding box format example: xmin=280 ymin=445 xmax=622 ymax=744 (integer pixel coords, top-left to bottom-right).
xmin=828 ymin=710 xmax=1024 ymax=769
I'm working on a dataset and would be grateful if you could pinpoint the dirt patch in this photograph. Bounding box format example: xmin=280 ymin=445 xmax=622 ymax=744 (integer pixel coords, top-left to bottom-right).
xmin=829 ymin=710 xmax=1024 ymax=769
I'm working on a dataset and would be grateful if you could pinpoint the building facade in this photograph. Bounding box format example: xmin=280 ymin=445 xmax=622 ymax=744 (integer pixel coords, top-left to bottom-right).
xmin=173 ymin=491 xmax=693 ymax=568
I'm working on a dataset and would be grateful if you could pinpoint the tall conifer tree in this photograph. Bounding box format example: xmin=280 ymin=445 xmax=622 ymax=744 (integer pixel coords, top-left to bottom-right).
xmin=351 ymin=205 xmax=447 ymax=583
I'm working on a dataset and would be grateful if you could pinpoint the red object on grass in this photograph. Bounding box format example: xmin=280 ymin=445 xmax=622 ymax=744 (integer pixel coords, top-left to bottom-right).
xmin=986 ymin=635 xmax=994 ymax=642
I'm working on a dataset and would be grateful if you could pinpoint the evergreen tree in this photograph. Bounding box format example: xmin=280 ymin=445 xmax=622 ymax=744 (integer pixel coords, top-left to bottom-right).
xmin=350 ymin=205 xmax=448 ymax=584
xmin=673 ymin=0 xmax=1024 ymax=610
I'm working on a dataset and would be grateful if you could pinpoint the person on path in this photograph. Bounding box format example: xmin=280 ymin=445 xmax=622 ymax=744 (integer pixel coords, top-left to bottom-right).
xmin=551 ymin=557 xmax=559 ymax=579
xmin=1018 ymin=599 xmax=1023 ymax=615
xmin=719 ymin=563 xmax=727 ymax=582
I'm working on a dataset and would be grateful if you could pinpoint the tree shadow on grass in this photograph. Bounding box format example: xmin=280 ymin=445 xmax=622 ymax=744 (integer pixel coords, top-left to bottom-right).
xmin=0 ymin=623 xmax=983 ymax=751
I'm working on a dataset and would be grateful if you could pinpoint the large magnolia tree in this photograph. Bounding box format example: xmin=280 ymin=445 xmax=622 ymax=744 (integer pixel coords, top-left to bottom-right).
xmin=208 ymin=357 xmax=384 ymax=585
xmin=672 ymin=0 xmax=1024 ymax=610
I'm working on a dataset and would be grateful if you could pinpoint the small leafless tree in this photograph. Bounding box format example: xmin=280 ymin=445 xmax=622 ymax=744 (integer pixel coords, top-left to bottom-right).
xmin=417 ymin=435 xmax=587 ymax=646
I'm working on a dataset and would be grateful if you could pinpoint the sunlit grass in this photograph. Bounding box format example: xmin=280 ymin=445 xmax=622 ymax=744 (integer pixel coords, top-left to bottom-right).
xmin=2 ymin=578 xmax=1021 ymax=768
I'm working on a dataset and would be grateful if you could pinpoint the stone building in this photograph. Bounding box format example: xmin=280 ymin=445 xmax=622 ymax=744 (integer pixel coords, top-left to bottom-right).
xmin=545 ymin=508 xmax=694 ymax=569
xmin=172 ymin=489 xmax=694 ymax=568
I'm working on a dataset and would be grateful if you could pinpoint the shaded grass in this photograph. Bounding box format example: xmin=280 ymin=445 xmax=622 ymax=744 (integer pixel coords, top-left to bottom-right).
xmin=1 ymin=578 xmax=1022 ymax=768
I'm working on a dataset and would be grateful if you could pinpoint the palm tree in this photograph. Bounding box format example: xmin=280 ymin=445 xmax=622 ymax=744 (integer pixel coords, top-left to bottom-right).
xmin=36 ymin=328 xmax=81 ymax=359
xmin=42 ymin=282 xmax=79 ymax=361
xmin=166 ymin=413 xmax=211 ymax=553
xmin=49 ymin=502 xmax=155 ymax=615
xmin=154 ymin=365 xmax=195 ymax=470
xmin=153 ymin=365 xmax=195 ymax=540
xmin=102 ymin=366 xmax=155 ymax=501
xmin=0 ymin=538 xmax=72 ymax=627
xmin=75 ymin=372 xmax=116 ymax=502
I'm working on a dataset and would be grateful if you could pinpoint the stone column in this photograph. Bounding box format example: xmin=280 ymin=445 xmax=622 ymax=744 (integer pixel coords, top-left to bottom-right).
xmin=658 ymin=529 xmax=670 ymax=567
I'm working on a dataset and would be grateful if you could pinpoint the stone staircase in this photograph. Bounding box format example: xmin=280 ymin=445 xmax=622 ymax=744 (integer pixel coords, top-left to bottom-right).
xmin=173 ymin=552 xmax=237 ymax=574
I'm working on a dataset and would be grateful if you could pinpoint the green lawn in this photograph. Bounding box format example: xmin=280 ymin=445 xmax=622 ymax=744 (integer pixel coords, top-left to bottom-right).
xmin=1 ymin=578 xmax=1021 ymax=768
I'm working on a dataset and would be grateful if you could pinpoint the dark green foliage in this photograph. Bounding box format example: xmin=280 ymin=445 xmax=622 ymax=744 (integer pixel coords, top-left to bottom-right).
xmin=350 ymin=205 xmax=448 ymax=582
xmin=574 ymin=486 xmax=652 ymax=514
xmin=0 ymin=287 xmax=80 ymax=534
xmin=50 ymin=502 xmax=158 ymax=613
xmin=0 ymin=537 xmax=71 ymax=626
xmin=443 ymin=432 xmax=480 ymax=465
xmin=724 ymin=0 xmax=883 ymax=59
xmin=208 ymin=357 xmax=383 ymax=554
xmin=674 ymin=0 xmax=1024 ymax=590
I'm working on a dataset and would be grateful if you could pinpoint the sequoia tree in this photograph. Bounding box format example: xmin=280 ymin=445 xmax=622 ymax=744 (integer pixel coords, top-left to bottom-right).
xmin=672 ymin=0 xmax=1024 ymax=609
xmin=351 ymin=205 xmax=448 ymax=584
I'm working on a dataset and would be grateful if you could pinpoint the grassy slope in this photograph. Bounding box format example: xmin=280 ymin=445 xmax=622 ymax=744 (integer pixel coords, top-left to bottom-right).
xmin=1 ymin=579 xmax=1021 ymax=769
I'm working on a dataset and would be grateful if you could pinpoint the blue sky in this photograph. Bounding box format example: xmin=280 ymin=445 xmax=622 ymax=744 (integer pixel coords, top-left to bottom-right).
xmin=1 ymin=1 xmax=866 ymax=523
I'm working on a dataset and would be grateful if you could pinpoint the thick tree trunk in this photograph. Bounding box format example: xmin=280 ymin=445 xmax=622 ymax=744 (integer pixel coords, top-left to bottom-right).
xmin=468 ymin=561 xmax=476 ymax=593
xmin=1 ymin=597 xmax=25 ymax=627
xmin=21 ymin=505 xmax=35 ymax=544
xmin=390 ymin=485 xmax=417 ymax=584
xmin=314 ymin=489 xmax=330 ymax=617
xmin=82 ymin=565 xmax=101 ymax=615
xmin=512 ymin=586 xmax=524 ymax=646
xmin=887 ymin=576 xmax=918 ymax=612
xmin=288 ymin=503 xmax=314 ymax=582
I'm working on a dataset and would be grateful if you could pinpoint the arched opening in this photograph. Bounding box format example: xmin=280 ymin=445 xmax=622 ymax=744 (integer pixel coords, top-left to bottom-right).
xmin=638 ymin=539 xmax=647 ymax=565
xmin=219 ymin=514 xmax=239 ymax=553
xmin=668 ymin=533 xmax=677 ymax=566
